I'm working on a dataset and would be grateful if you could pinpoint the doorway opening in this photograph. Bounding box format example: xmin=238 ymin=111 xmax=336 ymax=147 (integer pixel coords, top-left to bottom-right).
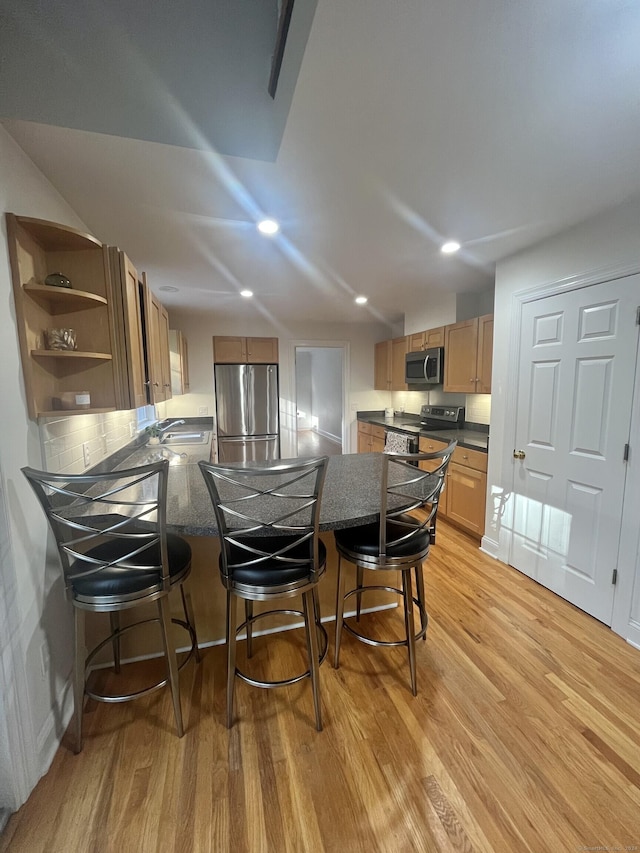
xmin=294 ymin=346 xmax=344 ymax=457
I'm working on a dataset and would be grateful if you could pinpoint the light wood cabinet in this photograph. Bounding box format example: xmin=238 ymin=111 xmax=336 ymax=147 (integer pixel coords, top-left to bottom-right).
xmin=418 ymin=436 xmax=450 ymax=516
xmin=169 ymin=329 xmax=190 ymax=395
xmin=443 ymin=314 xmax=493 ymax=394
xmin=143 ymin=280 xmax=172 ymax=404
xmin=374 ymin=340 xmax=392 ymax=391
xmin=7 ymin=214 xmax=120 ymax=418
xmin=213 ymin=336 xmax=278 ymax=364
xmin=445 ymin=445 xmax=488 ymax=538
xmin=109 ymin=249 xmax=147 ymax=410
xmin=391 ymin=337 xmax=408 ymax=391
xmin=374 ymin=336 xmax=409 ymax=391
xmin=408 ymin=326 xmax=445 ymax=351
xmin=357 ymin=421 xmax=385 ymax=453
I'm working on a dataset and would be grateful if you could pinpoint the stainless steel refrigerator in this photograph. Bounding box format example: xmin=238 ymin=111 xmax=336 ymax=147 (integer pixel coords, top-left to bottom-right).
xmin=214 ymin=363 xmax=280 ymax=463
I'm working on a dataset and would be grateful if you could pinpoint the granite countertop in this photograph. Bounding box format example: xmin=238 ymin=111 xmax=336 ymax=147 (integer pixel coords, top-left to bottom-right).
xmin=357 ymin=410 xmax=489 ymax=452
xmin=111 ymin=442 xmax=434 ymax=538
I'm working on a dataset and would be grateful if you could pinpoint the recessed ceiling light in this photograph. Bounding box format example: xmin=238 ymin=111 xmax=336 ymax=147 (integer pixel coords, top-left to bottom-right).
xmin=355 ymin=295 xmax=368 ymax=305
xmin=257 ymin=218 xmax=280 ymax=235
xmin=441 ymin=240 xmax=461 ymax=254
xmin=159 ymin=285 xmax=179 ymax=292
xmin=240 ymin=289 xmax=253 ymax=298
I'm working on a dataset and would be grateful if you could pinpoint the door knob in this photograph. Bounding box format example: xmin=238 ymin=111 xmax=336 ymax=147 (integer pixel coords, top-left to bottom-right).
xmin=513 ymin=450 xmax=526 ymax=460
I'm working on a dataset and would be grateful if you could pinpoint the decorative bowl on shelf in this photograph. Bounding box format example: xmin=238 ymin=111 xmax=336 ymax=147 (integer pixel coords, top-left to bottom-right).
xmin=45 ymin=272 xmax=72 ymax=288
xmin=44 ymin=328 xmax=77 ymax=351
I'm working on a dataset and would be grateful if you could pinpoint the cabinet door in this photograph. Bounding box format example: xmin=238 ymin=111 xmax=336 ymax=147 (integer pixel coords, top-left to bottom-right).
xmin=159 ymin=304 xmax=172 ymax=401
xmin=370 ymin=424 xmax=386 ymax=453
xmin=213 ymin=336 xmax=247 ymax=363
xmin=374 ymin=340 xmax=392 ymax=390
xmin=142 ymin=279 xmax=165 ymax=404
xmin=424 ymin=326 xmax=445 ymax=348
xmin=357 ymin=421 xmax=372 ymax=453
xmin=476 ymin=314 xmax=493 ymax=393
xmin=418 ymin=436 xmax=449 ymax=515
xmin=408 ymin=332 xmax=425 ymax=351
xmin=391 ymin=337 xmax=408 ymax=391
xmin=180 ymin=335 xmax=190 ymax=391
xmin=120 ymin=254 xmax=147 ymax=408
xmin=444 ymin=319 xmax=478 ymax=393
xmin=247 ymin=337 xmax=278 ymax=363
xmin=446 ymin=462 xmax=487 ymax=537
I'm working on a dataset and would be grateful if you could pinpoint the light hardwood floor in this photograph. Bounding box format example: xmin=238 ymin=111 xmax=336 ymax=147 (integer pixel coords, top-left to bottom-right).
xmin=2 ymin=521 xmax=640 ymax=853
xmin=296 ymin=428 xmax=342 ymax=457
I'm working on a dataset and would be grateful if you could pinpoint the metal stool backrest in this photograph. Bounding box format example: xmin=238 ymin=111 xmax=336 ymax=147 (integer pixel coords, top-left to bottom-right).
xmin=199 ymin=456 xmax=329 ymax=587
xmin=22 ymin=461 xmax=171 ymax=600
xmin=380 ymin=440 xmax=457 ymax=558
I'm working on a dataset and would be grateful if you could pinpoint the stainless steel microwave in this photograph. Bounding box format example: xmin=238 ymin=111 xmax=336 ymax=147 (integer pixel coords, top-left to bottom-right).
xmin=405 ymin=347 xmax=444 ymax=386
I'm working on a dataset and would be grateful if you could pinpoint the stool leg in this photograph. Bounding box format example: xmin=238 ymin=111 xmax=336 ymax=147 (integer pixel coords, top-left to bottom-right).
xmin=181 ymin=585 xmax=201 ymax=662
xmin=303 ymin=590 xmax=323 ymax=731
xmin=226 ymin=591 xmax=238 ymax=728
xmin=245 ymin=600 xmax=254 ymax=659
xmin=414 ymin=562 xmax=428 ymax=641
xmin=158 ymin=596 xmax=184 ymax=738
xmin=109 ymin=612 xmax=121 ymax=674
xmin=312 ymin=587 xmax=323 ymax=649
xmin=402 ymin=569 xmax=417 ymax=696
xmin=356 ymin=566 xmax=364 ymax=621
xmin=334 ymin=555 xmax=346 ymax=669
xmin=73 ymin=607 xmax=86 ymax=754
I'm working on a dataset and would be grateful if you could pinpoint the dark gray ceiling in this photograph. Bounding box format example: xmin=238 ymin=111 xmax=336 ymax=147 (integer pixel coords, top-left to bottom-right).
xmin=0 ymin=0 xmax=317 ymax=160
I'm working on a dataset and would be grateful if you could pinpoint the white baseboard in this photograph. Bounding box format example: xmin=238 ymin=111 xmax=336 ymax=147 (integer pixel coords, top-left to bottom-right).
xmin=480 ymin=535 xmax=500 ymax=559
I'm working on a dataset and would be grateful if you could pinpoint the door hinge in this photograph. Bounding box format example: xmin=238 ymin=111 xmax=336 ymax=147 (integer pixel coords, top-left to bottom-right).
xmin=623 ymin=443 xmax=630 ymax=462
xmin=612 ymin=569 xmax=618 ymax=585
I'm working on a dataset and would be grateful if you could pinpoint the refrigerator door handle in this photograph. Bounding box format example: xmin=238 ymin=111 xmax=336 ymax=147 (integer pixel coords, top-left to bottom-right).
xmin=220 ymin=436 xmax=275 ymax=442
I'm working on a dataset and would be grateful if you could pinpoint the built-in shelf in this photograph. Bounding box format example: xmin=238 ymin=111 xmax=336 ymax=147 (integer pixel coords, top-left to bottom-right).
xmin=31 ymin=350 xmax=113 ymax=361
xmin=23 ymin=282 xmax=108 ymax=314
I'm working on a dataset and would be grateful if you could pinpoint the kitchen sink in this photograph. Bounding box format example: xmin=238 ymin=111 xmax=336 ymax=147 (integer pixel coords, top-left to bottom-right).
xmin=161 ymin=430 xmax=210 ymax=445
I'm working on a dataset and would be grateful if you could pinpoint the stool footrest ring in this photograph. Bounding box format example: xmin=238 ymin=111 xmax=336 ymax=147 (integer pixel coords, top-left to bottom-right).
xmin=235 ymin=607 xmax=328 ymax=688
xmin=85 ymin=617 xmax=198 ymax=704
xmin=342 ymin=585 xmax=428 ymax=647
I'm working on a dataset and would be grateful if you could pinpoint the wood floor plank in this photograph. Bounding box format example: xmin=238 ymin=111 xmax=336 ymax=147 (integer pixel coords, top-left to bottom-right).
xmin=2 ymin=520 xmax=640 ymax=853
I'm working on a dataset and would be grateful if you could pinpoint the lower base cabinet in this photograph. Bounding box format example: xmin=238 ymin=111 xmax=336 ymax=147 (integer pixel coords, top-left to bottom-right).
xmin=357 ymin=421 xmax=385 ymax=453
xmin=420 ymin=437 xmax=487 ymax=538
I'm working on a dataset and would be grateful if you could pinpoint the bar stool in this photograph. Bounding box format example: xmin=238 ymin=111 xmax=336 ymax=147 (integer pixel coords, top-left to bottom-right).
xmin=199 ymin=456 xmax=328 ymax=730
xmin=333 ymin=441 xmax=456 ymax=695
xmin=22 ymin=460 xmax=199 ymax=752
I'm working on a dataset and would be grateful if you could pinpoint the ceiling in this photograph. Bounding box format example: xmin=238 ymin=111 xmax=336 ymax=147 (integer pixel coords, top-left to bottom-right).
xmin=2 ymin=0 xmax=640 ymax=327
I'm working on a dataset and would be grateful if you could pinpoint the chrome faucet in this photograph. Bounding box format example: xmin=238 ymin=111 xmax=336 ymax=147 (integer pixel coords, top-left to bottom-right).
xmin=158 ymin=419 xmax=185 ymax=434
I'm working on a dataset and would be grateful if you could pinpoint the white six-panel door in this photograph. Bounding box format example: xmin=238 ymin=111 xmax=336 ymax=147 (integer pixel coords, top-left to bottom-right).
xmin=510 ymin=275 xmax=640 ymax=624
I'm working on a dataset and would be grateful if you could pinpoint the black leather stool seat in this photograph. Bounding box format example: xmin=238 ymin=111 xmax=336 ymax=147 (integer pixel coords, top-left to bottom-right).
xmin=335 ymin=514 xmax=430 ymax=559
xmin=71 ymin=533 xmax=192 ymax=597
xmin=222 ymin=536 xmax=326 ymax=586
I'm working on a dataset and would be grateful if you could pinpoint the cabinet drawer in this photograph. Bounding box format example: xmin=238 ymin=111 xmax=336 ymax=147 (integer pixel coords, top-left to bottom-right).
xmin=371 ymin=424 xmax=385 ymax=441
xmin=358 ymin=421 xmax=373 ymax=436
xmin=452 ymin=445 xmax=487 ymax=473
xmin=418 ymin=436 xmax=449 ymax=453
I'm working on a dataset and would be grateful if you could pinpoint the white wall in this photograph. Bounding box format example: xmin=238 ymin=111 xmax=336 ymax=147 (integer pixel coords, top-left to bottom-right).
xmin=0 ymin=127 xmax=96 ymax=808
xmin=161 ymin=307 xmax=392 ymax=454
xmin=486 ymin=192 xmax=640 ymax=644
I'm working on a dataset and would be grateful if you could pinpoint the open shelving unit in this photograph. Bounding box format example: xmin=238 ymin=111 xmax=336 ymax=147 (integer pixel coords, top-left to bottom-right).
xmin=7 ymin=213 xmax=119 ymax=419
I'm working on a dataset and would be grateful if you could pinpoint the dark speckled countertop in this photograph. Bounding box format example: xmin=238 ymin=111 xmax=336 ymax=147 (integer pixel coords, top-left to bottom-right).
xmin=357 ymin=410 xmax=489 ymax=452
xmin=113 ymin=441 xmax=426 ymax=537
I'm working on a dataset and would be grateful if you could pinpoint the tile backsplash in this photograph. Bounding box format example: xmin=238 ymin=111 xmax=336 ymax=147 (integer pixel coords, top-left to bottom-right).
xmin=39 ymin=410 xmax=140 ymax=475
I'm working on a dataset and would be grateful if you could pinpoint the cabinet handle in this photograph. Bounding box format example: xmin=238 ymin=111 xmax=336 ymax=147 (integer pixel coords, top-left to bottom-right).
xmin=462 ymin=454 xmax=468 ymax=460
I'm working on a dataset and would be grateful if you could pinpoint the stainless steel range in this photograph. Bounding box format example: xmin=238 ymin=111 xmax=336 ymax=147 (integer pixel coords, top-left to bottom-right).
xmin=417 ymin=404 xmax=465 ymax=430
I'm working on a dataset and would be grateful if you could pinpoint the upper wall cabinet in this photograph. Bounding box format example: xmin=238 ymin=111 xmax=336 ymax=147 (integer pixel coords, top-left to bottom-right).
xmin=108 ymin=248 xmax=147 ymax=410
xmin=444 ymin=314 xmax=493 ymax=394
xmin=374 ymin=337 xmax=408 ymax=391
xmin=213 ymin=336 xmax=279 ymax=364
xmin=143 ymin=277 xmax=172 ymax=404
xmin=169 ymin=330 xmax=190 ymax=395
xmin=408 ymin=326 xmax=445 ymax=351
xmin=7 ymin=214 xmax=120 ymax=418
